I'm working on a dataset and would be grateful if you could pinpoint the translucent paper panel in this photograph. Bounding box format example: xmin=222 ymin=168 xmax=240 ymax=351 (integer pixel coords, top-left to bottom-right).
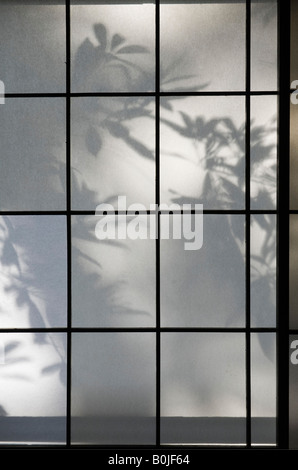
xmin=160 ymin=96 xmax=245 ymax=209
xmin=0 ymin=1 xmax=65 ymax=93
xmin=290 ymin=102 xmax=298 ymax=210
xmin=71 ymin=2 xmax=155 ymax=92
xmin=161 ymin=333 xmax=246 ymax=445
xmin=251 ymin=96 xmax=277 ymax=209
xmin=72 ymin=215 xmax=155 ymax=327
xmin=290 ymin=335 xmax=298 ymax=449
xmin=0 ymin=332 xmax=66 ymax=445
xmin=0 ymin=98 xmax=66 ymax=211
xmin=0 ymin=216 xmax=67 ymax=328
xmin=251 ymin=215 xmax=276 ymax=327
xmin=251 ymin=333 xmax=276 ymax=445
xmin=251 ymin=1 xmax=278 ymax=91
xmin=71 ymin=97 xmax=155 ymax=210
xmin=160 ymin=2 xmax=245 ymax=92
xmin=160 ymin=215 xmax=245 ymax=327
xmin=290 ymin=215 xmax=298 ymax=328
xmin=71 ymin=333 xmax=155 ymax=445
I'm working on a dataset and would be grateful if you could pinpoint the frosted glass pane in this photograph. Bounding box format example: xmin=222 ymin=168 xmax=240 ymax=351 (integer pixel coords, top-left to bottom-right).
xmin=72 ymin=215 xmax=155 ymax=327
xmin=290 ymin=215 xmax=298 ymax=328
xmin=290 ymin=103 xmax=298 ymax=210
xmin=290 ymin=335 xmax=298 ymax=449
xmin=251 ymin=215 xmax=276 ymax=327
xmin=0 ymin=332 xmax=66 ymax=444
xmin=251 ymin=333 xmax=276 ymax=445
xmin=0 ymin=216 xmax=67 ymax=328
xmin=251 ymin=96 xmax=277 ymax=209
xmin=0 ymin=99 xmax=66 ymax=211
xmin=71 ymin=333 xmax=155 ymax=445
xmin=71 ymin=2 xmax=155 ymax=92
xmin=251 ymin=1 xmax=278 ymax=91
xmin=161 ymin=333 xmax=246 ymax=445
xmin=160 ymin=215 xmax=245 ymax=327
xmin=0 ymin=1 xmax=65 ymax=93
xmin=160 ymin=2 xmax=245 ymax=92
xmin=160 ymin=96 xmax=245 ymax=210
xmin=71 ymin=97 xmax=155 ymax=210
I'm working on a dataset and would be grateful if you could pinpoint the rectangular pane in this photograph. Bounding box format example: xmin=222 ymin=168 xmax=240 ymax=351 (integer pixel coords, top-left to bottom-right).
xmin=160 ymin=1 xmax=245 ymax=91
xmin=251 ymin=215 xmax=276 ymax=327
xmin=71 ymin=97 xmax=155 ymax=210
xmin=71 ymin=333 xmax=156 ymax=445
xmin=290 ymin=215 xmax=298 ymax=328
xmin=160 ymin=214 xmax=245 ymax=327
xmin=251 ymin=333 xmax=276 ymax=445
xmin=290 ymin=335 xmax=298 ymax=449
xmin=71 ymin=1 xmax=155 ymax=92
xmin=72 ymin=215 xmax=156 ymax=327
xmin=0 ymin=98 xmax=66 ymax=211
xmin=0 ymin=216 xmax=67 ymax=328
xmin=160 ymin=96 xmax=245 ymax=210
xmin=250 ymin=96 xmax=277 ymax=209
xmin=161 ymin=333 xmax=246 ymax=445
xmin=0 ymin=332 xmax=66 ymax=445
xmin=290 ymin=102 xmax=298 ymax=210
xmin=251 ymin=0 xmax=278 ymax=91
xmin=0 ymin=1 xmax=65 ymax=93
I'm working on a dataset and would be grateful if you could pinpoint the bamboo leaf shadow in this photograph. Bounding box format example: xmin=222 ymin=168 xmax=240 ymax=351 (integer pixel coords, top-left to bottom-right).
xmin=42 ymin=364 xmax=63 ymax=376
xmin=111 ymin=34 xmax=125 ymax=50
xmin=4 ymin=342 xmax=20 ymax=354
xmin=94 ymin=23 xmax=107 ymax=50
xmin=117 ymin=45 xmax=149 ymax=54
xmin=104 ymin=119 xmax=154 ymax=160
xmin=0 ymin=406 xmax=7 ymax=416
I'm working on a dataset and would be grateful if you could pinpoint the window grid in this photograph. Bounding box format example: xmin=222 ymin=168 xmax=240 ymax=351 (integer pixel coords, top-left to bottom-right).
xmin=0 ymin=0 xmax=289 ymax=449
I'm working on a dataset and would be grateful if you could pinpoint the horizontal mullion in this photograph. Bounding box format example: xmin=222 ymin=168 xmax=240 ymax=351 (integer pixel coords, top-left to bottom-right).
xmin=0 ymin=327 xmax=278 ymax=333
xmin=0 ymin=210 xmax=278 ymax=220
xmin=0 ymin=210 xmax=278 ymax=215
xmin=0 ymin=211 xmax=68 ymax=216
xmin=3 ymin=91 xmax=279 ymax=99
xmin=4 ymin=92 xmax=155 ymax=99
xmin=161 ymin=91 xmax=279 ymax=97
xmin=4 ymin=93 xmax=67 ymax=98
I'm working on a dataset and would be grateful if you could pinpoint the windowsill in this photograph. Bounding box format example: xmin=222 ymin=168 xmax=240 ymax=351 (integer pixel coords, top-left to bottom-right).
xmin=0 ymin=416 xmax=276 ymax=446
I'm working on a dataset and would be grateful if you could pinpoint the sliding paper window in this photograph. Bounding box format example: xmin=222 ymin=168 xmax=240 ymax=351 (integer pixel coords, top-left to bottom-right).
xmin=0 ymin=0 xmax=278 ymax=447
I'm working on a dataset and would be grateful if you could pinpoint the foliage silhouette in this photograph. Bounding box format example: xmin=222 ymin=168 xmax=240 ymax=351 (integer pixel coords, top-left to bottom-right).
xmin=0 ymin=19 xmax=277 ymax=420
xmin=73 ymin=22 xmax=152 ymax=92
xmin=72 ymin=23 xmax=276 ymax=351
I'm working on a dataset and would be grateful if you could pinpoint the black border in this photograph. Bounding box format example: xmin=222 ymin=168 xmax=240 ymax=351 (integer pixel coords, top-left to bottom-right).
xmin=0 ymin=0 xmax=291 ymax=456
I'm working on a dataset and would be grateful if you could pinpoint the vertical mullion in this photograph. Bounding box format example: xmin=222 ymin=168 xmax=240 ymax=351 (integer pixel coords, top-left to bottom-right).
xmin=245 ymin=0 xmax=252 ymax=448
xmin=155 ymin=0 xmax=161 ymax=448
xmin=66 ymin=0 xmax=72 ymax=449
xmin=277 ymin=0 xmax=290 ymax=449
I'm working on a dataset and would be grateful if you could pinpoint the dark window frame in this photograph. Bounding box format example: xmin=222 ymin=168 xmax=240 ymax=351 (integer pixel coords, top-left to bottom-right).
xmin=0 ymin=0 xmax=291 ymax=451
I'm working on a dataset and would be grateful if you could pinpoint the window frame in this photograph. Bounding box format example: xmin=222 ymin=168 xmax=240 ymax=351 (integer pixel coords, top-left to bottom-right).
xmin=0 ymin=0 xmax=291 ymax=452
